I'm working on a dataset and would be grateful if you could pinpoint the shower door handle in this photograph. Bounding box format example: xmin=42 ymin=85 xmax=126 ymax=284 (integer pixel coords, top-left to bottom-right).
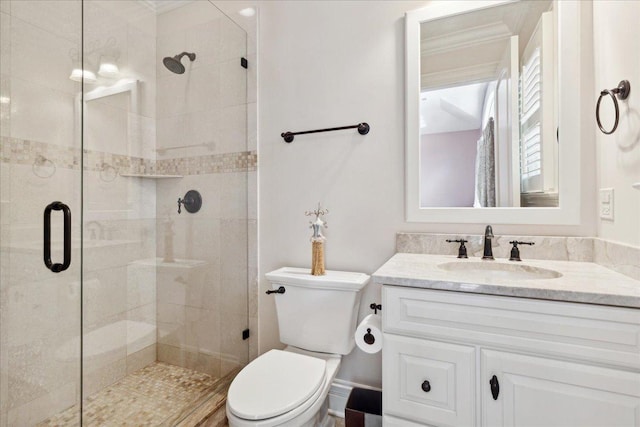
xmin=44 ymin=201 xmax=71 ymax=273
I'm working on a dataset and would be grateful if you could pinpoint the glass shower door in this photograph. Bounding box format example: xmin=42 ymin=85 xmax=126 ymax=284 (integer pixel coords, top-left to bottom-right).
xmin=78 ymin=1 xmax=250 ymax=424
xmin=79 ymin=2 xmax=160 ymax=420
xmin=2 ymin=0 xmax=251 ymax=425
xmin=0 ymin=1 xmax=83 ymax=425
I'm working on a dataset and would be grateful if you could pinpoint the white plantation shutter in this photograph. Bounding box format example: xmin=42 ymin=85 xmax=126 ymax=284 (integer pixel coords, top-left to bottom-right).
xmin=520 ymin=49 xmax=543 ymax=190
xmin=519 ymin=10 xmax=556 ymax=197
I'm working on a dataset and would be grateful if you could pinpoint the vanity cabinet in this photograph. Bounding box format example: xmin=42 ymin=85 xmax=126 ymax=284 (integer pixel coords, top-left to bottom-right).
xmin=384 ymin=334 xmax=475 ymax=426
xmin=382 ymin=286 xmax=640 ymax=427
xmin=481 ymin=350 xmax=640 ymax=427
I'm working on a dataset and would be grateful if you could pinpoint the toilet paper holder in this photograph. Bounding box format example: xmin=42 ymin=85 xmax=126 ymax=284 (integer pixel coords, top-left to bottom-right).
xmin=365 ymin=304 xmax=382 ymax=344
xmin=357 ymin=311 xmax=383 ymax=353
xmin=363 ymin=328 xmax=376 ymax=345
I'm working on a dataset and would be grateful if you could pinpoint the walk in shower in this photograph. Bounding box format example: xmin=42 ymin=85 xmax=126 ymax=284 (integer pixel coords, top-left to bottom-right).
xmin=0 ymin=0 xmax=252 ymax=424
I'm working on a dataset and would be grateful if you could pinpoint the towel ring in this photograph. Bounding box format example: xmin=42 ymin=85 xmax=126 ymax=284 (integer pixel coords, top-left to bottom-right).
xmin=99 ymin=162 xmax=118 ymax=182
xmin=596 ymin=80 xmax=630 ymax=135
xmin=32 ymin=155 xmax=56 ymax=178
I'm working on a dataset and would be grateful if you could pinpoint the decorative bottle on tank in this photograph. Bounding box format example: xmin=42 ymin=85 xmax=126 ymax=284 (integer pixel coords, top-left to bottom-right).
xmin=305 ymin=203 xmax=328 ymax=276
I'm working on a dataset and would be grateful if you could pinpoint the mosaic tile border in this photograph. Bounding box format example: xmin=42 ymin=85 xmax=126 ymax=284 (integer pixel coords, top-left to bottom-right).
xmin=0 ymin=136 xmax=256 ymax=176
xmin=156 ymin=151 xmax=257 ymax=175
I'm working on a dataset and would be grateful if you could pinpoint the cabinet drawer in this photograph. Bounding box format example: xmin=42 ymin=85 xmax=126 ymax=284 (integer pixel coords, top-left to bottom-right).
xmin=383 ymin=286 xmax=640 ymax=369
xmin=481 ymin=349 xmax=640 ymax=427
xmin=383 ymin=334 xmax=475 ymax=426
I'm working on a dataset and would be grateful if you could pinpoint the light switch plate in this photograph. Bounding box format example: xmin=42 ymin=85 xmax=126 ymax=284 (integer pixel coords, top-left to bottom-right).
xmin=599 ymin=188 xmax=614 ymax=220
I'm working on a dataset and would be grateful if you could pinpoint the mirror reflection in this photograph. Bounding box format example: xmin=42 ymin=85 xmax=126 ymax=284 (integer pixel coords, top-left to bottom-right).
xmin=419 ymin=0 xmax=558 ymax=208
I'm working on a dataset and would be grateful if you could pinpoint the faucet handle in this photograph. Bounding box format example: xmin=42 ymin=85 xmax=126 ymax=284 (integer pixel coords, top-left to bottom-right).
xmin=508 ymin=241 xmax=535 ymax=261
xmin=446 ymin=239 xmax=468 ymax=259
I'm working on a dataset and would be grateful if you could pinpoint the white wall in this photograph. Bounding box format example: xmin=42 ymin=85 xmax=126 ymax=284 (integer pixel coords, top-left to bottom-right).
xmin=593 ymin=0 xmax=640 ymax=247
xmin=420 ymin=130 xmax=479 ymax=207
xmin=258 ymin=0 xmax=597 ymax=388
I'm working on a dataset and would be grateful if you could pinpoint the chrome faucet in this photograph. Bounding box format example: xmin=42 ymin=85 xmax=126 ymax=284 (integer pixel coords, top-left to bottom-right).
xmin=482 ymin=225 xmax=494 ymax=260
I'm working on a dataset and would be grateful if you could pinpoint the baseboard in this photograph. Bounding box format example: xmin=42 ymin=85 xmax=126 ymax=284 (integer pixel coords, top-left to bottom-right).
xmin=328 ymin=379 xmax=382 ymax=418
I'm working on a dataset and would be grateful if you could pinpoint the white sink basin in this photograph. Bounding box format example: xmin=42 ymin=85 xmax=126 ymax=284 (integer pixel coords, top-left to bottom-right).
xmin=438 ymin=261 xmax=562 ymax=281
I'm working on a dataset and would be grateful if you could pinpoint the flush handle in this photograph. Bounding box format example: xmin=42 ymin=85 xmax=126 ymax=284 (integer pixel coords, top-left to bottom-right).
xmin=266 ymin=286 xmax=286 ymax=295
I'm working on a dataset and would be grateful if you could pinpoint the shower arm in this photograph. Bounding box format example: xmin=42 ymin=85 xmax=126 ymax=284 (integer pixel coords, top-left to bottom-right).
xmin=176 ymin=52 xmax=195 ymax=60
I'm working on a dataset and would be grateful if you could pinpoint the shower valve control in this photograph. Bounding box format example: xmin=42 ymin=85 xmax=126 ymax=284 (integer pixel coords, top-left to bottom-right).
xmin=177 ymin=190 xmax=202 ymax=214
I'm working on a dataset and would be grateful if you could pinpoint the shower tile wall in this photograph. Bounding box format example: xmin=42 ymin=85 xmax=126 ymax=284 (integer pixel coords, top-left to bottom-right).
xmin=154 ymin=1 xmax=251 ymax=379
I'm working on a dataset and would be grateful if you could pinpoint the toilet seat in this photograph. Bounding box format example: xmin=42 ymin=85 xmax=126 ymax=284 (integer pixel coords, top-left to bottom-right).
xmin=227 ymin=350 xmax=327 ymax=421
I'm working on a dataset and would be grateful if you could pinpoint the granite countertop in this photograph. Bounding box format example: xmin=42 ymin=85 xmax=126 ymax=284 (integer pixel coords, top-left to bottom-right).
xmin=372 ymin=253 xmax=640 ymax=308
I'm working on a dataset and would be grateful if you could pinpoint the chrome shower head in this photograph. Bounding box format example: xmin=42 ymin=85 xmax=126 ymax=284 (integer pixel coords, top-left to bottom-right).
xmin=162 ymin=52 xmax=196 ymax=74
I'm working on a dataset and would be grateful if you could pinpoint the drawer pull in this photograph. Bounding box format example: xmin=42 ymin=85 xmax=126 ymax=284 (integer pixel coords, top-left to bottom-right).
xmin=421 ymin=380 xmax=431 ymax=392
xmin=490 ymin=375 xmax=500 ymax=400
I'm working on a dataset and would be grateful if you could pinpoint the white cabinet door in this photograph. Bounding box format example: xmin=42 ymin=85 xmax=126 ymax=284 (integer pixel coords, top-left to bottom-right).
xmin=482 ymin=349 xmax=640 ymax=427
xmin=383 ymin=415 xmax=435 ymax=426
xmin=384 ymin=334 xmax=475 ymax=426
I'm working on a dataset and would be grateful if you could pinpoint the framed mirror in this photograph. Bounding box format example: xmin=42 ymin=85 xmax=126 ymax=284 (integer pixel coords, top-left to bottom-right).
xmin=405 ymin=0 xmax=586 ymax=224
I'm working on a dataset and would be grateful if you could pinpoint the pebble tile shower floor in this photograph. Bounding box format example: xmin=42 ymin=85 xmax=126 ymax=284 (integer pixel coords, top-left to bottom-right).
xmin=37 ymin=362 xmax=231 ymax=426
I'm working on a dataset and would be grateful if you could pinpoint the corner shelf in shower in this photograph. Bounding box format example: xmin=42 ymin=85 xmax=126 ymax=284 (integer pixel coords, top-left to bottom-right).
xmin=119 ymin=173 xmax=183 ymax=179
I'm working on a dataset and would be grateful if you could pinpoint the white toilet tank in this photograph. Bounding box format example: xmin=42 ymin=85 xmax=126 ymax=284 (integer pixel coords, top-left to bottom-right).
xmin=265 ymin=267 xmax=370 ymax=355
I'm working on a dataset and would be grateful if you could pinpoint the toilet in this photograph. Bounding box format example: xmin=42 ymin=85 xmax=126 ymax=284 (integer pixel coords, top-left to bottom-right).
xmin=226 ymin=267 xmax=370 ymax=427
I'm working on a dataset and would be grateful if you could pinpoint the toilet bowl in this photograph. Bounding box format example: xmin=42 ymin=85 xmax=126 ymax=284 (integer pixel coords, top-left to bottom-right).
xmin=226 ymin=347 xmax=341 ymax=427
xmin=226 ymin=267 xmax=370 ymax=427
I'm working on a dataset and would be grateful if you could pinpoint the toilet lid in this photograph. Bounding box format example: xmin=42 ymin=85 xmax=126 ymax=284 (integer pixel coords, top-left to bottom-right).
xmin=227 ymin=349 xmax=327 ymax=420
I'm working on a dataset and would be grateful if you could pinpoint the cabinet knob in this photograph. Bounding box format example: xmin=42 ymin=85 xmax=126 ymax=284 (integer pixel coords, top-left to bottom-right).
xmin=490 ymin=375 xmax=500 ymax=400
xmin=421 ymin=380 xmax=431 ymax=392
